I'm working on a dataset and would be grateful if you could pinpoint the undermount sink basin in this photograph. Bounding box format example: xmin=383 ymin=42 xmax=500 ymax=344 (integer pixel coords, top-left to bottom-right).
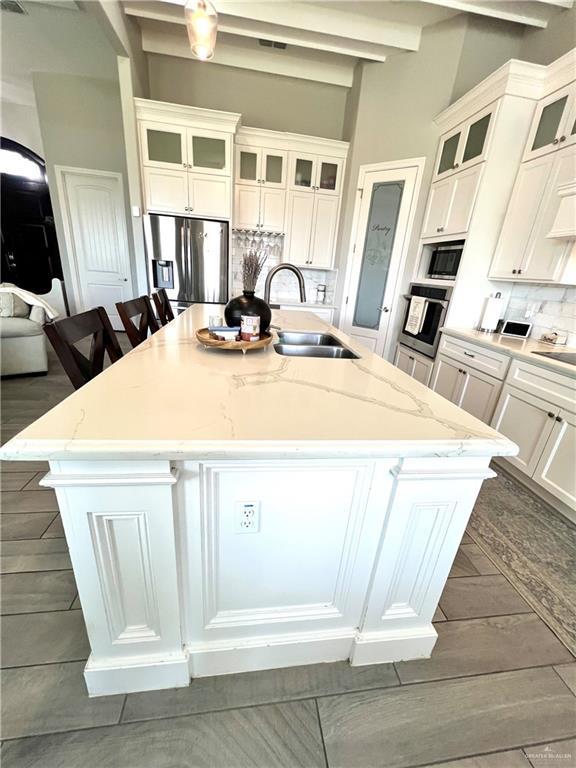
xmin=274 ymin=344 xmax=359 ymax=359
xmin=277 ymin=331 xmax=343 ymax=347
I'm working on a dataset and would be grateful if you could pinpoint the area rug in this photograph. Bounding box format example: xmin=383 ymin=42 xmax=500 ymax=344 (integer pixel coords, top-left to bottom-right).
xmin=468 ymin=467 xmax=576 ymax=656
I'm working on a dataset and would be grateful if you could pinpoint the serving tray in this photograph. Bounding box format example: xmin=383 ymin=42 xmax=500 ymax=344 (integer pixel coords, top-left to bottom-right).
xmin=195 ymin=328 xmax=273 ymax=353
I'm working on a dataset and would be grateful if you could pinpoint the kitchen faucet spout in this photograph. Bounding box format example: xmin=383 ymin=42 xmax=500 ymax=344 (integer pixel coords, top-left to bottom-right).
xmin=264 ymin=264 xmax=307 ymax=305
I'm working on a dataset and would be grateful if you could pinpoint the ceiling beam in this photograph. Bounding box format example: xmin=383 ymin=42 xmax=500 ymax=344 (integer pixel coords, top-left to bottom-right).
xmin=140 ymin=20 xmax=355 ymax=87
xmin=424 ymin=0 xmax=560 ymax=28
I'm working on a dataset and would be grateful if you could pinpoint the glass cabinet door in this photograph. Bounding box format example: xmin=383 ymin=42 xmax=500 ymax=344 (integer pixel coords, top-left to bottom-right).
xmin=462 ymin=112 xmax=491 ymax=164
xmin=291 ymin=154 xmax=315 ymax=190
xmin=191 ymin=134 xmax=228 ymax=174
xmin=236 ymin=148 xmax=260 ymax=186
xmin=263 ymin=151 xmax=286 ymax=187
xmin=316 ymin=158 xmax=341 ymax=195
xmin=528 ymin=90 xmax=570 ymax=157
xmin=437 ymin=132 xmax=461 ymax=175
xmin=141 ymin=123 xmax=186 ymax=170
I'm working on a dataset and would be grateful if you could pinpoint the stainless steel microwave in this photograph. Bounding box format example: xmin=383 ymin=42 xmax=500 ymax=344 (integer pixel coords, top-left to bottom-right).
xmin=427 ymin=243 xmax=464 ymax=280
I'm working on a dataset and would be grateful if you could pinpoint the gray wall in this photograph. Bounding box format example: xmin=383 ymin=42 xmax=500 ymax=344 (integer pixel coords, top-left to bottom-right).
xmin=148 ymin=53 xmax=348 ymax=140
xmin=520 ymin=6 xmax=576 ymax=65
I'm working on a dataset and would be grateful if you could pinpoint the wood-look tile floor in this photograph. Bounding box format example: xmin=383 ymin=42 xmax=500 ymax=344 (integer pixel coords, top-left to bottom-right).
xmin=1 ymin=344 xmax=575 ymax=767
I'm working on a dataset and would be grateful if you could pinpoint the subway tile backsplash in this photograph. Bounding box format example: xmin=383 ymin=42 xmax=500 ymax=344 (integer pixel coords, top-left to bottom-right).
xmin=505 ymin=284 xmax=576 ymax=345
xmin=231 ymin=231 xmax=336 ymax=306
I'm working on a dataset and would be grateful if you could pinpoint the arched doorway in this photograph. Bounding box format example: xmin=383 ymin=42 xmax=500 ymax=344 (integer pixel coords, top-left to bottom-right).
xmin=1 ymin=137 xmax=66 ymax=306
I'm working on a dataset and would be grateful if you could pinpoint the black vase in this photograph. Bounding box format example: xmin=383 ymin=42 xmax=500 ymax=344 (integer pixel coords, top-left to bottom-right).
xmin=224 ymin=291 xmax=272 ymax=333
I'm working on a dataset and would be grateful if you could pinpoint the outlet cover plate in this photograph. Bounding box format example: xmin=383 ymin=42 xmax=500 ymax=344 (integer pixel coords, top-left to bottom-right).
xmin=235 ymin=501 xmax=260 ymax=534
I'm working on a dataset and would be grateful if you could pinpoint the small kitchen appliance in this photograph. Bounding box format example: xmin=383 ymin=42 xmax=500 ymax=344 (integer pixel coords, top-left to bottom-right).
xmin=398 ymin=283 xmax=452 ymax=358
xmin=426 ymin=242 xmax=464 ymax=280
xmin=499 ymin=320 xmax=532 ymax=339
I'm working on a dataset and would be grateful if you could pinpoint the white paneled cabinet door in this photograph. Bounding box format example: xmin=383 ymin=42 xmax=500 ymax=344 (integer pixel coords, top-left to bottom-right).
xmin=235 ymin=185 xmax=260 ymax=230
xmin=260 ymin=187 xmax=286 ymax=231
xmin=456 ymin=368 xmax=501 ymax=424
xmin=519 ymin=145 xmax=576 ymax=281
xmin=534 ymin=409 xmax=576 ymax=509
xmin=140 ymin=121 xmax=187 ymax=170
xmin=262 ymin=150 xmax=287 ymax=188
xmin=315 ymin=156 xmax=343 ymax=196
xmin=489 ymin=155 xmax=552 ymax=279
xmin=285 ymin=191 xmax=314 ymax=265
xmin=189 ymin=175 xmax=230 ymax=219
xmin=57 ymin=168 xmax=132 ymax=330
xmin=430 ymin=356 xmax=461 ymax=404
xmin=491 ymin=386 xmax=557 ymax=476
xmin=422 ymin=178 xmax=453 ymax=238
xmin=394 ymin=345 xmax=414 ymax=375
xmin=412 ymin=355 xmax=433 ymax=386
xmin=236 ymin=147 xmax=261 ymax=187
xmin=524 ymin=85 xmax=574 ymax=162
xmin=309 ymin=195 xmax=338 ymax=267
xmin=444 ymin=165 xmax=481 ymax=236
xmin=143 ymin=168 xmax=189 ymax=215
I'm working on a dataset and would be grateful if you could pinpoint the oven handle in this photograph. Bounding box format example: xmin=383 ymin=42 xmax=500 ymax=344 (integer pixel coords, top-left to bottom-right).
xmin=403 ymin=295 xmax=450 ymax=307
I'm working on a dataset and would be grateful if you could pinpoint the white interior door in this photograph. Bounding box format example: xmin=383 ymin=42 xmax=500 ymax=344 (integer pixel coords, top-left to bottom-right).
xmin=341 ymin=160 xmax=423 ymax=357
xmin=57 ymin=167 xmax=132 ymax=330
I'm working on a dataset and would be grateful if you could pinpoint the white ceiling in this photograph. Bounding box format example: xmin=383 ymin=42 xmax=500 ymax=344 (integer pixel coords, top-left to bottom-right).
xmin=122 ymin=0 xmax=573 ymax=87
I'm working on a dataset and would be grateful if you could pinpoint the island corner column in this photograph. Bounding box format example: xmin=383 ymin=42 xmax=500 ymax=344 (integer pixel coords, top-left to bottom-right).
xmin=41 ymin=458 xmax=189 ymax=697
xmin=351 ymin=455 xmax=496 ymax=666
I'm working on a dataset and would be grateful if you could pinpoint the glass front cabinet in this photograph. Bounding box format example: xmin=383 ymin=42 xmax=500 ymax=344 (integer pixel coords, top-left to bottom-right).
xmin=523 ymin=84 xmax=576 ymax=161
xmin=289 ymin=153 xmax=343 ymax=196
xmin=235 ymin=147 xmax=287 ymax=188
xmin=140 ymin=122 xmax=232 ymax=176
xmin=434 ymin=104 xmax=495 ymax=179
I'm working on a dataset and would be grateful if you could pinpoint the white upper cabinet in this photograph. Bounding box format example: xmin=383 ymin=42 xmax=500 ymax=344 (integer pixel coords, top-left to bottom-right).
xmin=434 ymin=105 xmax=494 ymax=179
xmin=523 ymin=84 xmax=576 ymax=162
xmin=421 ymin=164 xmax=481 ymax=239
xmin=489 ymin=144 xmax=576 ymax=282
xmin=236 ymin=146 xmax=287 ymax=188
xmin=140 ymin=122 xmax=187 ymax=171
xmin=289 ymin=153 xmax=343 ymax=196
xmin=188 ymin=130 xmax=231 ymax=176
xmin=143 ymin=168 xmax=189 ymax=215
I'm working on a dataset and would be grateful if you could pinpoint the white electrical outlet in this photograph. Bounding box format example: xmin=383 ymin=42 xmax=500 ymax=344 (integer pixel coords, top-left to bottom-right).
xmin=235 ymin=501 xmax=260 ymax=534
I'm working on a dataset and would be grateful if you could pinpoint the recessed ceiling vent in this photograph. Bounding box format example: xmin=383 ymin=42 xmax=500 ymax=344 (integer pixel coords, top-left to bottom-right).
xmin=1 ymin=0 xmax=27 ymax=13
xmin=258 ymin=39 xmax=287 ymax=50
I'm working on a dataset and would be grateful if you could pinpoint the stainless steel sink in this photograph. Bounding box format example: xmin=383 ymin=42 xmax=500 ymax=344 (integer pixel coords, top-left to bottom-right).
xmin=532 ymin=351 xmax=576 ymax=365
xmin=277 ymin=331 xmax=343 ymax=347
xmin=274 ymin=344 xmax=359 ymax=359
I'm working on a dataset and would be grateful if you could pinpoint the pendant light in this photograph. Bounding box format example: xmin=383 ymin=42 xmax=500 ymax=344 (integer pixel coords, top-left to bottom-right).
xmin=184 ymin=0 xmax=218 ymax=61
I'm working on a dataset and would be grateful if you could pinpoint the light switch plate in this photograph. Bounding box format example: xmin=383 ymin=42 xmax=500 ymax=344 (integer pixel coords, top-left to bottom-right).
xmin=235 ymin=501 xmax=260 ymax=534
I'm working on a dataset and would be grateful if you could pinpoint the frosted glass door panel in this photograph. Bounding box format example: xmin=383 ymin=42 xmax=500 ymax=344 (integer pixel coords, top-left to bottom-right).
xmin=532 ymin=96 xmax=568 ymax=151
xmin=462 ymin=113 xmax=491 ymax=164
xmin=147 ymin=130 xmax=183 ymax=165
xmin=265 ymin=154 xmax=284 ymax=185
xmin=192 ymin=136 xmax=226 ymax=170
xmin=239 ymin=151 xmax=258 ymax=181
xmin=437 ymin=133 xmax=460 ymax=175
xmin=294 ymin=158 xmax=314 ymax=188
xmin=352 ymin=181 xmax=404 ymax=330
xmin=319 ymin=162 xmax=338 ymax=191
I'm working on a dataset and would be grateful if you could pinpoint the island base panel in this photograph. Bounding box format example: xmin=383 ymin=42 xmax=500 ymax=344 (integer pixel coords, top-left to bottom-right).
xmin=43 ymin=455 xmax=494 ymax=696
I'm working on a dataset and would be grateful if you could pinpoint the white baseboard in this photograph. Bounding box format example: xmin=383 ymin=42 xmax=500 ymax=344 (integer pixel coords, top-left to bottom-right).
xmin=84 ymin=651 xmax=190 ymax=697
xmin=187 ymin=628 xmax=356 ymax=677
xmin=350 ymin=624 xmax=438 ymax=666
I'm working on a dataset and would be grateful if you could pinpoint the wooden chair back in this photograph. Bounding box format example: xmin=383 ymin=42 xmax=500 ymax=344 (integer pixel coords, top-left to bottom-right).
xmin=43 ymin=307 xmax=123 ymax=390
xmin=116 ymin=295 xmax=160 ymax=348
xmin=152 ymin=288 xmax=175 ymax=326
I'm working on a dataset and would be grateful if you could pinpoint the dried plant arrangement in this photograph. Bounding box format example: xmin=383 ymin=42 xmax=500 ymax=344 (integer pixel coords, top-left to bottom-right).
xmin=242 ymin=250 xmax=268 ymax=292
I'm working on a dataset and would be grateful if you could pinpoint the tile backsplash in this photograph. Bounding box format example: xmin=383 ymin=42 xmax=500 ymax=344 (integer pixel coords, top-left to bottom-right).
xmin=504 ymin=284 xmax=576 ymax=345
xmin=231 ymin=231 xmax=336 ymax=306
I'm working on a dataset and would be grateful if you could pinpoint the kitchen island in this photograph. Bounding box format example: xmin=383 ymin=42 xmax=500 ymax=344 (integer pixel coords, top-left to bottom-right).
xmin=1 ymin=306 xmax=516 ymax=696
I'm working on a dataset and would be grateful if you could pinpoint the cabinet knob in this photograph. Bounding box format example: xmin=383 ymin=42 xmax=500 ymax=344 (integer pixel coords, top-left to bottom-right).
xmin=555 ymin=415 xmax=563 ymax=422
xmin=438 ymin=226 xmax=444 ymax=232
xmin=518 ymin=269 xmax=522 ymax=274
xmin=453 ymin=163 xmax=460 ymax=169
xmin=553 ymin=138 xmax=560 ymax=145
xmin=512 ymin=269 xmax=517 ymax=274
xmin=559 ymin=136 xmax=566 ymax=143
xmin=378 ymin=306 xmax=389 ymax=313
xmin=409 ymin=355 xmax=414 ymax=361
xmin=547 ymin=412 xmax=555 ymax=418
xmin=182 ymin=163 xmax=186 ymax=168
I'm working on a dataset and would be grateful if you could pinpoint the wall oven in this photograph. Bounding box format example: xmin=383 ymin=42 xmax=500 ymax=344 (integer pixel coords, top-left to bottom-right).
xmin=398 ymin=283 xmax=452 ymax=359
xmin=427 ymin=242 xmax=463 ymax=280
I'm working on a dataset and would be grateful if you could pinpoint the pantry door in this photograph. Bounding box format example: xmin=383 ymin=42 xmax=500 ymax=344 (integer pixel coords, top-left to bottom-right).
xmin=341 ymin=159 xmax=424 ymax=358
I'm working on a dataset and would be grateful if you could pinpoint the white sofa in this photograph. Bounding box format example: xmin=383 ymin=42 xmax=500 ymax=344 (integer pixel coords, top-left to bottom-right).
xmin=1 ymin=303 xmax=48 ymax=377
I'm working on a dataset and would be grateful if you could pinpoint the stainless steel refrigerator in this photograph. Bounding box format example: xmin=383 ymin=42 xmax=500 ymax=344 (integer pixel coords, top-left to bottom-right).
xmin=144 ymin=214 xmax=229 ymax=311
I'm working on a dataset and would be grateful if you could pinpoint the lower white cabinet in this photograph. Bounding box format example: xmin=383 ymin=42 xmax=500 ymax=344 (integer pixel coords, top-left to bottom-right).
xmin=534 ymin=409 xmax=576 ymax=509
xmin=284 ymin=190 xmax=338 ymax=267
xmin=143 ymin=167 xmax=231 ymax=219
xmin=431 ymin=354 xmax=501 ymax=423
xmin=394 ymin=345 xmax=434 ymax=386
xmin=491 ymin=385 xmax=557 ymax=475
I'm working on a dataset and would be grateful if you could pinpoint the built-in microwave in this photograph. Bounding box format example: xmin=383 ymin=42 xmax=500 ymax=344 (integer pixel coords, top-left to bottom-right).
xmin=427 ymin=242 xmax=464 ymax=280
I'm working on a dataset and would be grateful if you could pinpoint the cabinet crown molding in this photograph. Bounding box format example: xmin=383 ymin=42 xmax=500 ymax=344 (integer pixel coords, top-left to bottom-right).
xmin=134 ymin=98 xmax=241 ymax=133
xmin=236 ymin=126 xmax=349 ymax=158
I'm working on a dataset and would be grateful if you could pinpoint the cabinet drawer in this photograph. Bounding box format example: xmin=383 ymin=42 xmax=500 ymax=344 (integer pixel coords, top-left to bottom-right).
xmin=506 ymin=359 xmax=576 ymax=414
xmin=438 ymin=334 xmax=510 ymax=380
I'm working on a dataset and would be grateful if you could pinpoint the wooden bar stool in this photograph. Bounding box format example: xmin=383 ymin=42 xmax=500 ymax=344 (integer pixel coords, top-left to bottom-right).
xmin=152 ymin=288 xmax=175 ymax=327
xmin=43 ymin=307 xmax=123 ymax=390
xmin=116 ymin=295 xmax=160 ymax=348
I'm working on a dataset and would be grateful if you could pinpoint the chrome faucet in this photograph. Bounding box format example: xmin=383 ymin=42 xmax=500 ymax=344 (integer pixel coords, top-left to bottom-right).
xmin=264 ymin=263 xmax=307 ymax=305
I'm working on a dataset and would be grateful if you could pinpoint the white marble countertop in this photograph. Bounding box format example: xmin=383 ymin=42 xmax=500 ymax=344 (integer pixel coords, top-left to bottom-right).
xmin=1 ymin=306 xmax=516 ymax=461
xmin=441 ymin=328 xmax=576 ymax=379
